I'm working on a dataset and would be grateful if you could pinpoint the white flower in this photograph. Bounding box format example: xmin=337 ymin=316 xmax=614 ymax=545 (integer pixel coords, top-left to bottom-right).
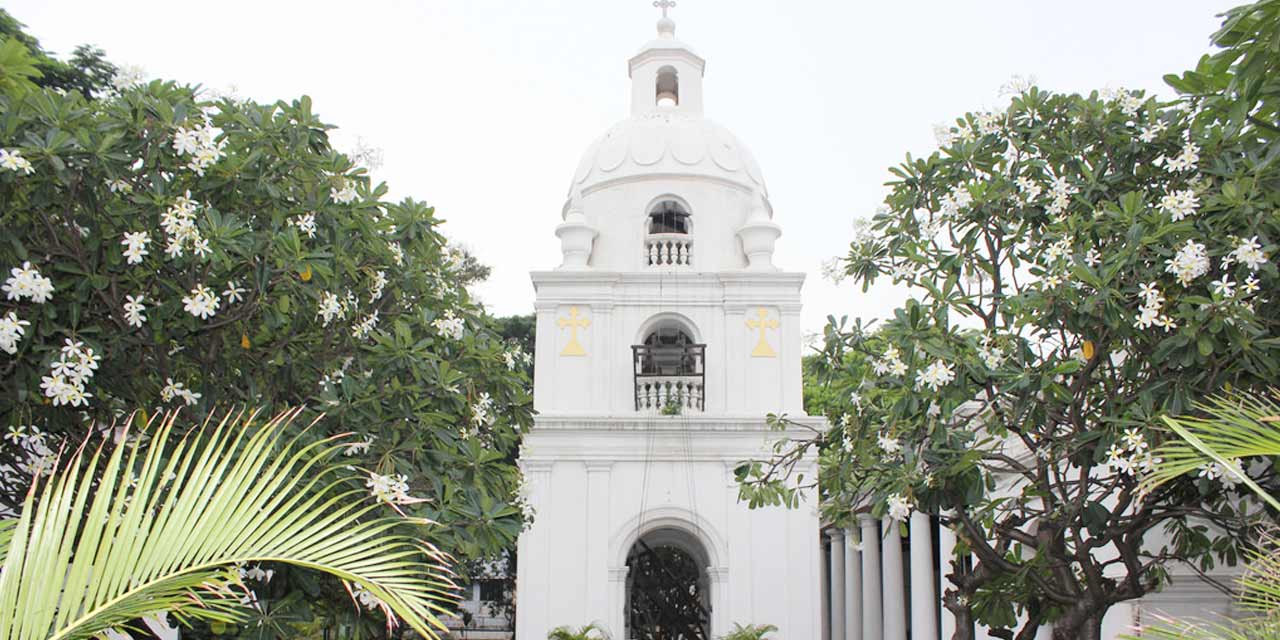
xmin=330 ymin=179 xmax=358 ymax=204
xmin=123 ymin=295 xmax=146 ymax=328
xmin=1015 ymin=176 xmax=1043 ymax=204
xmin=1198 ymin=460 xmax=1246 ymax=489
xmin=1229 ymin=236 xmax=1268 ymax=272
xmin=368 ymin=270 xmax=388 ymax=301
xmin=1242 ymin=275 xmax=1261 ymax=296
xmin=0 ymin=311 xmax=30 ymax=354
xmin=0 ymin=149 xmax=34 ymax=175
xmin=932 ymin=124 xmax=956 ymax=147
xmin=849 ymin=390 xmax=862 ymax=408
xmin=291 ymin=212 xmax=318 ymax=239
xmin=1085 ymin=248 xmax=1101 ymax=267
xmin=222 ymin=281 xmax=246 ymax=305
xmin=885 ymin=493 xmax=912 ymax=521
xmin=172 ymin=121 xmax=225 ymax=175
xmin=974 ymin=111 xmax=1001 ymax=136
xmin=41 ymin=339 xmax=99 ymax=407
xmin=1134 ymin=282 xmax=1175 ymax=331
xmin=350 ymin=582 xmax=384 ymax=610
xmin=1138 ymin=120 xmax=1167 ymax=143
xmin=352 ymin=310 xmax=380 ymax=340
xmin=159 ymin=192 xmax=205 ymax=260
xmin=3 ymin=262 xmax=55 ymax=303
xmin=1046 ymin=174 xmax=1077 ymax=217
xmin=1162 ymin=142 xmax=1200 ymax=173
xmin=1122 ymin=428 xmax=1148 ymax=453
xmin=873 ymin=345 xmax=907 ymax=377
xmin=107 ymin=178 xmax=133 ymax=194
xmin=160 ymin=377 xmax=202 ymax=406
xmin=432 ymin=310 xmax=465 ymax=341
xmin=1210 ymin=277 xmax=1236 ymax=299
xmin=1043 ymin=238 xmax=1073 ymax=263
xmin=978 ymin=335 xmax=1003 ymax=370
xmin=1164 ymin=239 xmax=1210 ymax=286
xmin=182 ymin=284 xmax=220 ymax=320
xmin=112 ymin=64 xmax=146 ymax=91
xmin=1159 ymin=190 xmax=1199 ymax=222
xmin=318 ymin=291 xmax=343 ymax=325
xmin=343 ymin=434 xmax=376 ymax=456
xmin=121 ymin=231 xmax=151 ymax=265
xmin=819 ymin=258 xmax=846 ymax=284
xmin=916 ymin=359 xmax=956 ymax=391
xmin=3 ymin=424 xmax=26 ymax=444
xmin=388 ymin=242 xmax=404 ymax=266
xmin=877 ymin=434 xmax=902 ymax=456
xmin=366 ymin=472 xmax=413 ymax=504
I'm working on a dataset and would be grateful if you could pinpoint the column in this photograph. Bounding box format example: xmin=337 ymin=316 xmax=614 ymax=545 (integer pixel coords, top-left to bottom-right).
xmin=883 ymin=517 xmax=907 ymax=640
xmin=609 ymin=567 xmax=630 ymax=639
xmin=585 ymin=461 xmax=612 ymax=623
xmin=859 ymin=515 xmax=883 ymax=640
xmin=821 ymin=535 xmax=831 ymax=640
xmin=844 ymin=527 xmax=862 ymax=640
xmin=826 ymin=529 xmax=846 ymax=640
xmin=910 ymin=512 xmax=939 ymax=640
xmin=938 ymin=519 xmax=958 ymax=640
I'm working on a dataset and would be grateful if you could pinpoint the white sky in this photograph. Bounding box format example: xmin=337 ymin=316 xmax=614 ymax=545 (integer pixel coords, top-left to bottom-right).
xmin=11 ymin=0 xmax=1238 ymax=335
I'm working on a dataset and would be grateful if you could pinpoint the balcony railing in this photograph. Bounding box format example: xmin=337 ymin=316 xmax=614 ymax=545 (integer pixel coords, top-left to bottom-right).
xmin=632 ymin=344 xmax=706 ymax=413
xmin=646 ymin=233 xmax=692 ymax=267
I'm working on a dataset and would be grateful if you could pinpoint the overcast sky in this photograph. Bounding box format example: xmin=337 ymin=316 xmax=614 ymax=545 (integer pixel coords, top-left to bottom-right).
xmin=10 ymin=0 xmax=1239 ymax=335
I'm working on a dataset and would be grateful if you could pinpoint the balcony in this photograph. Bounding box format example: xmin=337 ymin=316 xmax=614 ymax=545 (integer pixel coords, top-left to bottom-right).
xmin=632 ymin=343 xmax=706 ymax=413
xmin=645 ymin=234 xmax=692 ymax=267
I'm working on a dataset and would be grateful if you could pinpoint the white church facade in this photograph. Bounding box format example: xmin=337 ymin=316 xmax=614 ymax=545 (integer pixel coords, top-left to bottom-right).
xmin=514 ymin=8 xmax=825 ymax=640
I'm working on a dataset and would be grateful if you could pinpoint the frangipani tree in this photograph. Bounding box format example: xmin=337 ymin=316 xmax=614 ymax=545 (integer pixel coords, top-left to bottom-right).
xmin=0 ymin=35 xmax=532 ymax=633
xmin=0 ymin=408 xmax=458 ymax=640
xmin=741 ymin=81 xmax=1279 ymax=640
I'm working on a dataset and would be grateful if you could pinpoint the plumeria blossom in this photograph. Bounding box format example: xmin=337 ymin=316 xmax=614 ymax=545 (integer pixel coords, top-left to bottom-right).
xmin=885 ymin=493 xmax=913 ymax=521
xmin=40 ymin=339 xmax=100 ymax=407
xmin=223 ymin=281 xmax=246 ymax=305
xmin=0 ymin=311 xmax=31 ymax=354
xmin=1197 ymin=459 xmax=1246 ymax=489
xmin=121 ymin=231 xmax=151 ymax=265
xmin=107 ymin=178 xmax=133 ymax=194
xmin=1106 ymin=429 xmax=1159 ymax=477
xmin=468 ymin=392 xmax=497 ymax=437
xmin=978 ymin=335 xmax=1004 ymax=369
xmin=291 ymin=212 xmax=318 ymax=238
xmin=123 ymin=295 xmax=147 ymax=328
xmin=1226 ymin=236 xmax=1269 ymax=271
xmin=330 ymin=178 xmax=358 ymax=204
xmin=171 ymin=120 xmax=226 ymax=176
xmin=3 ymin=261 xmax=55 ymax=303
xmin=0 ymin=149 xmax=34 ymax=174
xmin=388 ymin=241 xmax=404 ymax=266
xmin=111 ymin=64 xmax=146 ymax=91
xmin=352 ymin=311 xmax=380 ymax=340
xmin=1138 ymin=120 xmax=1168 ymax=143
xmin=819 ymin=258 xmax=846 ymax=284
xmin=1159 ymin=189 xmax=1199 ymax=222
xmin=1164 ymin=239 xmax=1210 ymax=286
xmin=182 ymin=284 xmax=221 ymax=320
xmin=873 ymin=345 xmax=908 ymax=377
xmin=1158 ymin=141 xmax=1200 ymax=173
xmin=916 ymin=359 xmax=956 ymax=391
xmin=160 ymin=377 xmax=202 ymax=406
xmin=432 ymin=310 xmax=465 ymax=341
xmin=1134 ymin=281 xmax=1176 ymax=331
xmin=160 ymin=192 xmax=205 ymax=259
xmin=1015 ymin=176 xmax=1043 ymax=205
xmin=877 ymin=434 xmax=902 ymax=457
xmin=343 ymin=434 xmax=376 ymax=456
xmin=369 ymin=270 xmax=388 ymax=301
xmin=1045 ymin=174 xmax=1077 ymax=217
xmin=366 ymin=472 xmax=417 ymax=505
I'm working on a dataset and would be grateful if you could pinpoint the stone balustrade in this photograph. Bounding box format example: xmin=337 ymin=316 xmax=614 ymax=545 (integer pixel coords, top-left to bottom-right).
xmin=634 ymin=375 xmax=705 ymax=412
xmin=646 ymin=233 xmax=693 ymax=267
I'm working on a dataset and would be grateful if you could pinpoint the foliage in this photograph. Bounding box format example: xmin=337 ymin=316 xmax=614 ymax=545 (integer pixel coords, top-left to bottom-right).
xmin=0 ymin=408 xmax=457 ymax=640
xmin=1128 ymin=390 xmax=1280 ymax=640
xmin=739 ymin=52 xmax=1280 ymax=640
xmin=0 ymin=25 xmax=532 ymax=635
xmin=718 ymin=622 xmax=778 ymax=640
xmin=546 ymin=623 xmax=610 ymax=640
xmin=0 ymin=9 xmax=116 ymax=97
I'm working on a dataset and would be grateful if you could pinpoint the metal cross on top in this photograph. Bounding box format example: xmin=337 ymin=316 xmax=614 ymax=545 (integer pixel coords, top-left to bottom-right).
xmin=558 ymin=306 xmax=591 ymax=357
xmin=746 ymin=307 xmax=778 ymax=358
xmin=653 ymin=0 xmax=676 ymax=18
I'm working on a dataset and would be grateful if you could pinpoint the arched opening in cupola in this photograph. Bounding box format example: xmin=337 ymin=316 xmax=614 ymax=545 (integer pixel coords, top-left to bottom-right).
xmin=656 ymin=65 xmax=680 ymax=107
xmin=648 ymin=199 xmax=690 ymax=235
xmin=633 ymin=316 xmax=705 ymax=413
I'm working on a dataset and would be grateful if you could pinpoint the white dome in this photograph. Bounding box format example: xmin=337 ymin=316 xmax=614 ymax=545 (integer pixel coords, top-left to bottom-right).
xmin=569 ymin=111 xmax=767 ymax=198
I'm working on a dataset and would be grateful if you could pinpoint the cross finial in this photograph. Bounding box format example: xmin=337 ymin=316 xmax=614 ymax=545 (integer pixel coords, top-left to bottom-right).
xmin=653 ymin=0 xmax=676 ymax=19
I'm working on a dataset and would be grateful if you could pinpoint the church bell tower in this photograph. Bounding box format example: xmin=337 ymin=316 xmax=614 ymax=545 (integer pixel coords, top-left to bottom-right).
xmin=516 ymin=7 xmax=824 ymax=638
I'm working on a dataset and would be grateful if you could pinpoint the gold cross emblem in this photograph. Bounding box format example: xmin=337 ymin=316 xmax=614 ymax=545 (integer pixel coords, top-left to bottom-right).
xmin=558 ymin=307 xmax=590 ymax=356
xmin=746 ymin=307 xmax=778 ymax=358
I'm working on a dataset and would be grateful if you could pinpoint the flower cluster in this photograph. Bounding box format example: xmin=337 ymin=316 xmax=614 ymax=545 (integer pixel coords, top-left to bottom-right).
xmin=0 ymin=311 xmax=31 ymax=354
xmin=0 ymin=148 xmax=34 ymax=174
xmin=432 ymin=310 xmax=465 ymax=341
xmin=885 ymin=493 xmax=913 ymax=521
xmin=350 ymin=583 xmax=383 ymax=611
xmin=1157 ymin=141 xmax=1200 ymax=173
xmin=120 ymin=231 xmax=151 ymax=265
xmin=330 ymin=178 xmax=358 ymax=204
xmin=1164 ymin=239 xmax=1210 ymax=286
xmin=318 ymin=291 xmax=344 ymax=325
xmin=1045 ymin=174 xmax=1077 ymax=217
xmin=5 ymin=425 xmax=57 ymax=476
xmin=182 ymin=284 xmax=220 ymax=320
xmin=1226 ymin=236 xmax=1269 ymax=271
xmin=878 ymin=434 xmax=903 ymax=458
xmin=503 ymin=347 xmax=531 ymax=370
xmin=978 ymin=335 xmax=1004 ymax=370
xmin=160 ymin=378 xmax=202 ymax=406
xmin=1196 ymin=459 xmax=1246 ymax=489
xmin=3 ymin=262 xmax=54 ymax=303
xmin=123 ymin=295 xmax=147 ymax=328
xmin=40 ymin=339 xmax=101 ymax=407
xmin=872 ymin=345 xmax=907 ymax=377
xmin=171 ymin=119 xmax=226 ymax=176
xmin=915 ymin=359 xmax=956 ymax=391
xmin=368 ymin=270 xmax=388 ymax=301
xmin=1134 ymin=282 xmax=1175 ymax=331
xmin=1105 ymin=428 xmax=1158 ymax=476
xmin=111 ymin=64 xmax=146 ymax=91
xmin=160 ymin=193 xmax=208 ymax=259
xmin=352 ymin=310 xmax=379 ymax=340
xmin=291 ymin=212 xmax=317 ymax=238
xmin=1159 ymin=189 xmax=1199 ymax=222
xmin=343 ymin=433 xmax=376 ymax=456
xmin=388 ymin=241 xmax=404 ymax=266
xmin=366 ymin=472 xmax=413 ymax=504
xmin=465 ymin=392 xmax=497 ymax=438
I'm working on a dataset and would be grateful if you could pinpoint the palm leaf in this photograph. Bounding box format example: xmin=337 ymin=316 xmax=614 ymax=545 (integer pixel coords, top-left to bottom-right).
xmin=0 ymin=407 xmax=459 ymax=640
xmin=1140 ymin=389 xmax=1280 ymax=511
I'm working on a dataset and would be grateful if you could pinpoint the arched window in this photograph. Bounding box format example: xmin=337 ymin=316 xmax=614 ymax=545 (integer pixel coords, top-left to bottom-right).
xmin=640 ymin=327 xmax=698 ymax=376
xmin=633 ymin=318 xmax=706 ymax=412
xmin=648 ymin=199 xmax=690 ymax=235
xmin=656 ymin=66 xmax=679 ymax=107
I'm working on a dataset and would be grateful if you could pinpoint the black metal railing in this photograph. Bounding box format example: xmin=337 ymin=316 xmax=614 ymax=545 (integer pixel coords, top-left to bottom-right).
xmin=632 ymin=344 xmax=706 ymax=412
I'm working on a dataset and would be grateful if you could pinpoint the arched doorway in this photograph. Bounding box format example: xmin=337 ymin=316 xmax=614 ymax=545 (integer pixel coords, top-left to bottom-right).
xmin=625 ymin=527 xmax=711 ymax=640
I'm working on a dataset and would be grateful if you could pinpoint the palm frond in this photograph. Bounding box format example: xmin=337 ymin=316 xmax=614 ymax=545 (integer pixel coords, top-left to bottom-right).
xmin=547 ymin=623 xmax=610 ymax=640
xmin=1140 ymin=390 xmax=1280 ymax=510
xmin=0 ymin=408 xmax=458 ymax=640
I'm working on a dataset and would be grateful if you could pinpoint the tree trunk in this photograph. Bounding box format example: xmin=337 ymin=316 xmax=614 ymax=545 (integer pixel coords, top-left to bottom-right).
xmin=1053 ymin=614 xmax=1102 ymax=640
xmin=945 ymin=597 xmax=974 ymax=640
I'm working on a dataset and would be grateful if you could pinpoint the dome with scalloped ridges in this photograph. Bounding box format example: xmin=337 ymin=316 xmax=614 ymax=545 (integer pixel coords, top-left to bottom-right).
xmin=569 ymin=111 xmax=767 ymax=198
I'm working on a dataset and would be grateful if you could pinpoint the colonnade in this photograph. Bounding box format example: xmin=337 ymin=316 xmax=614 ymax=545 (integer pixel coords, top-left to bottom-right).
xmin=820 ymin=513 xmax=948 ymax=640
